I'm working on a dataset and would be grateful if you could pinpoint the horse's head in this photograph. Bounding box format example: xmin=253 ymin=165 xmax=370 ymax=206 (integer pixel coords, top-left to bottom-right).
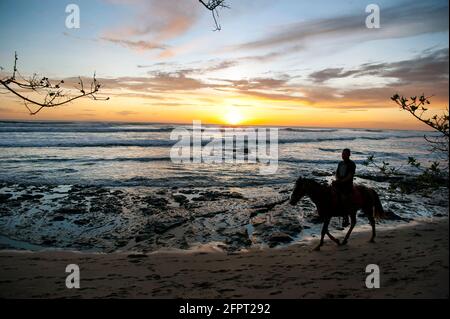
xmin=289 ymin=176 xmax=308 ymax=205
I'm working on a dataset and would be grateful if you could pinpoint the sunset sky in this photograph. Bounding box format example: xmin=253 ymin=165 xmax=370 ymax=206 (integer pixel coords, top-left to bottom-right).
xmin=0 ymin=0 xmax=448 ymax=129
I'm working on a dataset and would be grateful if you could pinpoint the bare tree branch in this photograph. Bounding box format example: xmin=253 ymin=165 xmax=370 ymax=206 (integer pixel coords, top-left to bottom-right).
xmin=198 ymin=0 xmax=229 ymax=31
xmin=0 ymin=52 xmax=109 ymax=115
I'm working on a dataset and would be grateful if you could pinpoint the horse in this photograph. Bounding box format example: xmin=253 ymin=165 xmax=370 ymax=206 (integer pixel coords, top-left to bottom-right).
xmin=289 ymin=176 xmax=385 ymax=251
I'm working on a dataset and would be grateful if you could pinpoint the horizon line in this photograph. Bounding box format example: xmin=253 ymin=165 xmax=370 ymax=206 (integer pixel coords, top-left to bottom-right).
xmin=0 ymin=118 xmax=436 ymax=133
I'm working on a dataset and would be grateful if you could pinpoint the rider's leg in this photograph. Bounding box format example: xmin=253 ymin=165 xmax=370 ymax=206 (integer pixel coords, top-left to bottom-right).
xmin=341 ymin=190 xmax=351 ymax=228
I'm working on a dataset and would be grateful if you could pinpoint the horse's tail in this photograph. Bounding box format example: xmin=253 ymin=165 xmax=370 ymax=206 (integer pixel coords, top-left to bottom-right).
xmin=371 ymin=189 xmax=386 ymax=220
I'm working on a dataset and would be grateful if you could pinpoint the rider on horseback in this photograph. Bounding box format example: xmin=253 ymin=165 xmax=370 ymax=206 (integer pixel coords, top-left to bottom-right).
xmin=332 ymin=148 xmax=356 ymax=228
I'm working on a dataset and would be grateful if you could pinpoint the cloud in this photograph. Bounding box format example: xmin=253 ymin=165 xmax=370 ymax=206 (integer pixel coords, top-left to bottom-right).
xmin=309 ymin=68 xmax=361 ymax=83
xmin=217 ymin=77 xmax=290 ymax=91
xmin=57 ymin=47 xmax=448 ymax=111
xmin=100 ymin=37 xmax=167 ymax=51
xmin=238 ymin=45 xmax=304 ymax=63
xmin=234 ymin=1 xmax=448 ymax=51
xmin=116 ymin=110 xmax=139 ymax=116
xmin=309 ymin=48 xmax=449 ymax=84
xmin=77 ymin=72 xmax=216 ymax=93
xmin=102 ymin=0 xmax=202 ymax=54
xmin=137 ymin=59 xmax=238 ymax=75
xmin=144 ymin=72 xmax=209 ymax=91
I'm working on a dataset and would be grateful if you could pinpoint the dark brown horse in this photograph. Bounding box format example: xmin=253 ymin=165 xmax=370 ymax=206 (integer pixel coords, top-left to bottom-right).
xmin=289 ymin=177 xmax=385 ymax=251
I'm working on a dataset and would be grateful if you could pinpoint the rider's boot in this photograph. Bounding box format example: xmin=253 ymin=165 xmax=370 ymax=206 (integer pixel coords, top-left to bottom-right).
xmin=340 ymin=193 xmax=351 ymax=228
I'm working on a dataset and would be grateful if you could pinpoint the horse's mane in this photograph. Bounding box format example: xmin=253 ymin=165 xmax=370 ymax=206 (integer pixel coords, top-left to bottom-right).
xmin=296 ymin=176 xmax=329 ymax=188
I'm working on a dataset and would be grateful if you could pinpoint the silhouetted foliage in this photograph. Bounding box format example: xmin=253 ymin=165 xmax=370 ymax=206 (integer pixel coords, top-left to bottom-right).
xmin=392 ymin=94 xmax=449 ymax=155
xmin=0 ymin=52 xmax=109 ymax=115
xmin=364 ymin=94 xmax=449 ymax=193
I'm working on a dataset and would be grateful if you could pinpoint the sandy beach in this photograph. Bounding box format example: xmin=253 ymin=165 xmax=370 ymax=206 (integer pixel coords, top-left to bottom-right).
xmin=0 ymin=217 xmax=447 ymax=299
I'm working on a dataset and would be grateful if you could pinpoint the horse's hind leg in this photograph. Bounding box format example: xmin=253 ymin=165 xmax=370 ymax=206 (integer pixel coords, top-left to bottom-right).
xmin=341 ymin=212 xmax=356 ymax=245
xmin=368 ymin=209 xmax=376 ymax=243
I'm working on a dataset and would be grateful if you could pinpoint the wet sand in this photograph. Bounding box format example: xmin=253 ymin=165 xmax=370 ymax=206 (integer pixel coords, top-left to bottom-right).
xmin=0 ymin=217 xmax=447 ymax=299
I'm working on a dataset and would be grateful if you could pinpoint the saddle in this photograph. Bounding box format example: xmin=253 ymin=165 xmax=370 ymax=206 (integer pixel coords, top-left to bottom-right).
xmin=330 ymin=185 xmax=357 ymax=215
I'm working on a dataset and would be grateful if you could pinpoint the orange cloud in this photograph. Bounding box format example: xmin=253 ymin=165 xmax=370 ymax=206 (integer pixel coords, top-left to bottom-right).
xmin=101 ymin=0 xmax=202 ymax=55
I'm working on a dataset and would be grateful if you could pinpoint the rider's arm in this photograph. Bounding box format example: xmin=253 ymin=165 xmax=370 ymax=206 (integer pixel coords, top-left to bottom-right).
xmin=335 ymin=163 xmax=341 ymax=181
xmin=335 ymin=162 xmax=355 ymax=183
xmin=338 ymin=173 xmax=354 ymax=183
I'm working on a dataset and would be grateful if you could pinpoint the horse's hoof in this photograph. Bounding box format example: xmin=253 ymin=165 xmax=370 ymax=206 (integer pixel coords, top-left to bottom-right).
xmin=340 ymin=240 xmax=348 ymax=246
xmin=369 ymin=239 xmax=375 ymax=243
xmin=335 ymin=240 xmax=341 ymax=246
xmin=312 ymin=245 xmax=321 ymax=251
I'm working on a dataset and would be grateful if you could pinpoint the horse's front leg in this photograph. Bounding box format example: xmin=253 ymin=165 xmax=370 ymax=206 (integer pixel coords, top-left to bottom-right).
xmin=313 ymin=217 xmax=330 ymax=251
xmin=327 ymin=229 xmax=340 ymax=246
xmin=340 ymin=212 xmax=356 ymax=245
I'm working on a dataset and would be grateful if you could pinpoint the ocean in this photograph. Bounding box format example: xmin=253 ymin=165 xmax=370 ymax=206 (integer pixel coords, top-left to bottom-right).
xmin=0 ymin=121 xmax=446 ymax=252
xmin=0 ymin=121 xmax=438 ymax=188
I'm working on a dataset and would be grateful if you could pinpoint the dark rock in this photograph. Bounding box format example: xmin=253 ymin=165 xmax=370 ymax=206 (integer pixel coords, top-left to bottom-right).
xmin=0 ymin=193 xmax=12 ymax=203
xmin=173 ymin=194 xmax=188 ymax=205
xmin=179 ymin=189 xmax=197 ymax=194
xmin=382 ymin=210 xmax=407 ymax=221
xmin=200 ymin=209 xmax=227 ymax=218
xmin=193 ymin=191 xmax=244 ymax=202
xmin=144 ymin=196 xmax=169 ymax=208
xmin=135 ymin=235 xmax=149 ymax=243
xmin=228 ymin=192 xmax=244 ymax=199
xmin=224 ymin=228 xmax=252 ymax=248
xmin=251 ymin=198 xmax=289 ymax=216
xmin=150 ymin=218 xmax=187 ymax=234
xmin=52 ymin=215 xmax=65 ymax=221
xmin=73 ymin=219 xmax=90 ymax=226
xmin=55 ymin=207 xmax=87 ymax=215
xmin=18 ymin=194 xmax=44 ymax=201
xmin=268 ymin=232 xmax=293 ymax=247
xmin=141 ymin=207 xmax=158 ymax=215
xmin=116 ymin=240 xmax=128 ymax=247
xmin=282 ymin=222 xmax=303 ymax=234
xmin=41 ymin=238 xmax=57 ymax=245
xmin=7 ymin=199 xmax=22 ymax=207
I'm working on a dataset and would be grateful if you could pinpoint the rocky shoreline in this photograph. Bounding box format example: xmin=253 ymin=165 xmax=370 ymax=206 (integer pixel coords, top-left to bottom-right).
xmin=0 ymin=178 xmax=448 ymax=253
